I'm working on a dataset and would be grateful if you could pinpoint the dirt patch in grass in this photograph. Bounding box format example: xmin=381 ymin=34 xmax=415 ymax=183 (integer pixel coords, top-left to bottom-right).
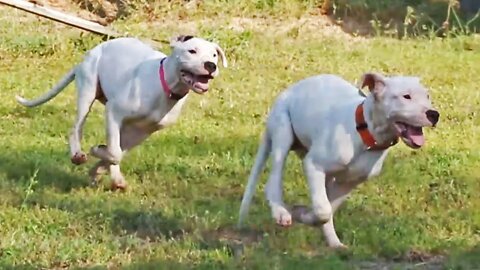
xmin=24 ymin=0 xmax=361 ymax=41
xmin=28 ymin=0 xmax=122 ymax=25
xmin=199 ymin=225 xmax=264 ymax=258
xmin=201 ymin=226 xmax=264 ymax=246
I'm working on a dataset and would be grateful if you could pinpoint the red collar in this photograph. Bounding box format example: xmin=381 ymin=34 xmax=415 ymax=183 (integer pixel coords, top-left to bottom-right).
xmin=355 ymin=101 xmax=398 ymax=151
xmin=159 ymin=58 xmax=187 ymax=101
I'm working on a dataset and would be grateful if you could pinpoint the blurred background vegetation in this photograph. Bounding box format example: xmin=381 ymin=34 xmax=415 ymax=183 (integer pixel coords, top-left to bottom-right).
xmin=58 ymin=0 xmax=480 ymax=38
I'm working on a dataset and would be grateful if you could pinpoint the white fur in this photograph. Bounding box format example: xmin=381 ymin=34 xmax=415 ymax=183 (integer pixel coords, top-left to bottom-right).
xmin=238 ymin=72 xmax=439 ymax=248
xmin=15 ymin=36 xmax=227 ymax=189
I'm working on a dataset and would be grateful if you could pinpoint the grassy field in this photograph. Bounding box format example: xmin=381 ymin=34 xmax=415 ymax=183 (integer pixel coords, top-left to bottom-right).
xmin=0 ymin=1 xmax=479 ymax=269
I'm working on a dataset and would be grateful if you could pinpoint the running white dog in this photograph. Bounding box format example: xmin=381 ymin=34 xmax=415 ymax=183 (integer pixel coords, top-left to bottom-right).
xmin=238 ymin=72 xmax=439 ymax=248
xmin=16 ymin=36 xmax=227 ymax=190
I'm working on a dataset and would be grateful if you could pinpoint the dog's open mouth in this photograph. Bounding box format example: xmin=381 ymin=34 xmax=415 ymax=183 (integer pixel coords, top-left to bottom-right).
xmin=181 ymin=70 xmax=214 ymax=93
xmin=394 ymin=122 xmax=424 ymax=149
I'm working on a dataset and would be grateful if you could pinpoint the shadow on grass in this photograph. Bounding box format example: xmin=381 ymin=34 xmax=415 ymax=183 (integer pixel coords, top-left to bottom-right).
xmin=0 ymin=132 xmax=477 ymax=269
xmin=0 ymin=262 xmax=202 ymax=270
xmin=445 ymin=244 xmax=480 ymax=269
xmin=0 ymin=253 xmax=351 ymax=269
xmin=111 ymin=254 xmax=348 ymax=270
xmin=0 ymin=130 xmax=259 ymax=192
xmin=110 ymin=208 xmax=186 ymax=240
xmin=2 ymin=245 xmax=478 ymax=269
xmin=19 ymin=193 xmax=192 ymax=241
xmin=0 ymin=148 xmax=88 ymax=193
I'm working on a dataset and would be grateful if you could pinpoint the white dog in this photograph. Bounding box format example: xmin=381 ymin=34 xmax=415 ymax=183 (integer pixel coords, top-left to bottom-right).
xmin=238 ymin=73 xmax=439 ymax=248
xmin=16 ymin=36 xmax=227 ymax=190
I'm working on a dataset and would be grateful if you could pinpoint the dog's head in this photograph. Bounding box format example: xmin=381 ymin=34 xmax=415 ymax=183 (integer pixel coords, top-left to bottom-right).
xmin=358 ymin=72 xmax=439 ymax=149
xmin=170 ymin=35 xmax=227 ymax=94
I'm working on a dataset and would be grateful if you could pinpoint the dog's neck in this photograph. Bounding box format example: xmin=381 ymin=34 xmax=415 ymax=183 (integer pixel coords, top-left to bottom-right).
xmin=161 ymin=57 xmax=190 ymax=100
xmin=362 ymin=95 xmax=398 ymax=146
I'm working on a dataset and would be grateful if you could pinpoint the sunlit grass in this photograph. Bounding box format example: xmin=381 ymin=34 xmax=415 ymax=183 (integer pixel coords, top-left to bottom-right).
xmin=0 ymin=2 xmax=479 ymax=269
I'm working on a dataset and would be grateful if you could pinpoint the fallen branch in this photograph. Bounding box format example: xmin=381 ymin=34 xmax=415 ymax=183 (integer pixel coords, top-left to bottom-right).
xmin=0 ymin=0 xmax=165 ymax=48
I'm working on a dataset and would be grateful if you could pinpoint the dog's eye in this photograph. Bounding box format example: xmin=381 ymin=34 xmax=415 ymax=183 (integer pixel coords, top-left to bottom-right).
xmin=213 ymin=53 xmax=217 ymax=57
xmin=403 ymin=94 xmax=411 ymax=100
xmin=188 ymin=49 xmax=197 ymax=54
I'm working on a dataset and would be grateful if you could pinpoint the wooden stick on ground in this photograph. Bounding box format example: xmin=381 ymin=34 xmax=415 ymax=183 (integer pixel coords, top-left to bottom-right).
xmin=0 ymin=0 xmax=165 ymax=48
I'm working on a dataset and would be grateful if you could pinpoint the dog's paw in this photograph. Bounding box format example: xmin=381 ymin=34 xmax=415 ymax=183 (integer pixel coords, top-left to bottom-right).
xmin=71 ymin=152 xmax=88 ymax=165
xmin=291 ymin=204 xmax=331 ymax=226
xmin=312 ymin=205 xmax=332 ymax=224
xmin=110 ymin=180 xmax=127 ymax=192
xmin=90 ymin=145 xmax=106 ymax=157
xmin=272 ymin=207 xmax=292 ymax=227
xmin=329 ymin=243 xmax=352 ymax=258
xmin=329 ymin=243 xmax=348 ymax=250
xmin=90 ymin=145 xmax=121 ymax=165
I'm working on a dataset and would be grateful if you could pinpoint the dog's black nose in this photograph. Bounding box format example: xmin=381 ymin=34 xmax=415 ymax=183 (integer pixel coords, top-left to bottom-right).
xmin=204 ymin=61 xmax=217 ymax=73
xmin=426 ymin=110 xmax=440 ymax=125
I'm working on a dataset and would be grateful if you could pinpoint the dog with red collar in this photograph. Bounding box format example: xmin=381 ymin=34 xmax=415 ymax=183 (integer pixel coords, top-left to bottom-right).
xmin=15 ymin=35 xmax=227 ymax=190
xmin=238 ymin=72 xmax=439 ymax=249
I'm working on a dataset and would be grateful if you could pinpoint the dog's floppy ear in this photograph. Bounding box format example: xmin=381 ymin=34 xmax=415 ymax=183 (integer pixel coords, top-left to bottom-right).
xmin=358 ymin=72 xmax=386 ymax=99
xmin=213 ymin=42 xmax=228 ymax=68
xmin=170 ymin=35 xmax=195 ymax=48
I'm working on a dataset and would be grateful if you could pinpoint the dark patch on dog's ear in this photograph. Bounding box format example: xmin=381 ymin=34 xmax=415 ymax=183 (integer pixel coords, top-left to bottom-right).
xmin=177 ymin=35 xmax=195 ymax=42
xmin=358 ymin=72 xmax=386 ymax=100
xmin=170 ymin=35 xmax=195 ymax=48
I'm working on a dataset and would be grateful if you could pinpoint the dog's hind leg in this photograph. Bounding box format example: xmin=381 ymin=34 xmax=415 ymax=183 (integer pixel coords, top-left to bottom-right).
xmin=265 ymin=111 xmax=294 ymax=227
xmin=69 ymin=66 xmax=98 ymax=165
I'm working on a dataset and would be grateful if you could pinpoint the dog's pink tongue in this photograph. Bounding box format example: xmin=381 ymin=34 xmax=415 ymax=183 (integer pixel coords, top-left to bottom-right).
xmin=407 ymin=127 xmax=425 ymax=146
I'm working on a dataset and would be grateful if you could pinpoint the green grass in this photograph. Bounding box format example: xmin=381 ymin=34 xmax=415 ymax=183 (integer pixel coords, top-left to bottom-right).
xmin=0 ymin=2 xmax=480 ymax=269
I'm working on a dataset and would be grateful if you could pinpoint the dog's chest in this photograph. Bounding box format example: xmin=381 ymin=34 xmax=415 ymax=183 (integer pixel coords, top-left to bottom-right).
xmin=332 ymin=150 xmax=388 ymax=182
xmin=150 ymin=100 xmax=186 ymax=129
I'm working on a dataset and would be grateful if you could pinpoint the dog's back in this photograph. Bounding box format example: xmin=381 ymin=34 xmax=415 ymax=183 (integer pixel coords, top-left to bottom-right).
xmin=285 ymin=74 xmax=363 ymax=113
xmin=94 ymin=38 xmax=165 ymax=97
xmin=269 ymin=75 xmax=363 ymax=145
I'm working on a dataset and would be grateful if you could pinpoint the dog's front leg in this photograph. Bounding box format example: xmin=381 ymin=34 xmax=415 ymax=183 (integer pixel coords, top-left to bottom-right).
xmin=321 ymin=180 xmax=359 ymax=249
xmin=105 ymin=107 xmax=124 ymax=164
xmin=105 ymin=107 xmax=127 ymax=190
xmin=90 ymin=106 xmax=126 ymax=190
xmin=300 ymin=155 xmax=332 ymax=225
xmin=91 ymin=107 xmax=124 ymax=164
xmin=89 ymin=152 xmax=127 ymax=190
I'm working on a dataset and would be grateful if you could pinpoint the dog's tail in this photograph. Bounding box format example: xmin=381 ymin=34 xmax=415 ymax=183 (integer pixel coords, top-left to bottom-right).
xmin=15 ymin=68 xmax=76 ymax=107
xmin=238 ymin=132 xmax=271 ymax=227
